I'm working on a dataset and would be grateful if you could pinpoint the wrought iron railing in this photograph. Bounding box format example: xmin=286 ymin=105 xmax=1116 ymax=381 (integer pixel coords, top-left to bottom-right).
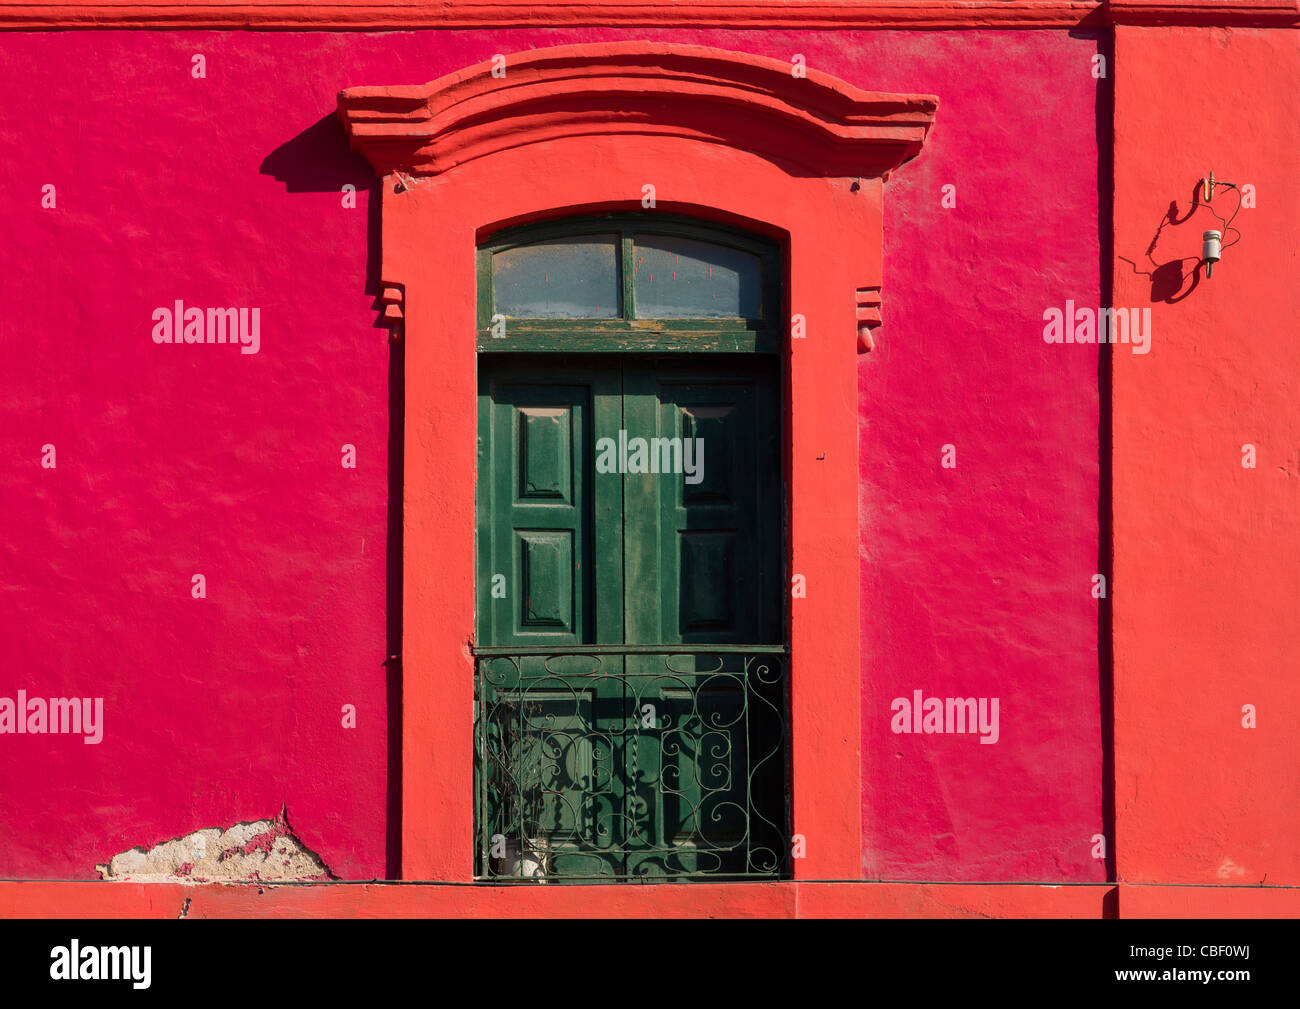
xmin=474 ymin=645 xmax=789 ymax=882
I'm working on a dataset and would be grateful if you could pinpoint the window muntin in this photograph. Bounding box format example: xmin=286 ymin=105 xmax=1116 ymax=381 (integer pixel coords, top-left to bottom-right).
xmin=479 ymin=215 xmax=780 ymax=349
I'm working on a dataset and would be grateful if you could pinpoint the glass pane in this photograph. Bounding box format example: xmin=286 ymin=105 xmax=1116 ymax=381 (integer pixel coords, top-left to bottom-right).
xmin=633 ymin=234 xmax=762 ymax=319
xmin=493 ymin=235 xmax=619 ymax=318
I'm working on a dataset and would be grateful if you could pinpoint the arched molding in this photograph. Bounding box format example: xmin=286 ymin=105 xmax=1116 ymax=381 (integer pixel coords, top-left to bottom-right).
xmin=339 ymin=42 xmax=936 ymax=179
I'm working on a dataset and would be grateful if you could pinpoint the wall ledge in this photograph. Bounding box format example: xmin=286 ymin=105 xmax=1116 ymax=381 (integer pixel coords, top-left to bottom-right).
xmin=1 ymin=2 xmax=1296 ymax=32
xmin=3 ymin=880 xmax=1298 ymax=918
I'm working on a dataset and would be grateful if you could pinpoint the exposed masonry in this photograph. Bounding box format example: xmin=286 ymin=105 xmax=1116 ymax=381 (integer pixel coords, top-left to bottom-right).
xmin=97 ymin=810 xmax=334 ymax=884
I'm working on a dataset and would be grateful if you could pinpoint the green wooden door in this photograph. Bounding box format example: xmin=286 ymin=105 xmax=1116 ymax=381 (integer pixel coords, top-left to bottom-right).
xmin=477 ymin=355 xmax=785 ymax=879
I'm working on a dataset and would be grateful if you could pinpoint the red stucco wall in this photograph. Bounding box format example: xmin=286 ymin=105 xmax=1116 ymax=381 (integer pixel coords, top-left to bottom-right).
xmin=0 ymin=28 xmax=1102 ymax=881
xmin=1113 ymin=25 xmax=1300 ymax=886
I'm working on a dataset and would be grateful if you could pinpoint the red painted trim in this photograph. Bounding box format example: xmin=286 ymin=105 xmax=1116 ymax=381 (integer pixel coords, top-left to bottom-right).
xmin=339 ymin=42 xmax=936 ymax=882
xmin=0 ymin=880 xmax=1106 ymax=918
xmin=338 ymin=43 xmax=936 ymax=180
xmin=1 ymin=2 xmax=1296 ymax=32
xmin=1109 ymin=1 xmax=1299 ymax=25
xmin=5 ymin=880 xmax=1296 ymax=918
xmin=1118 ymin=885 xmax=1300 ymax=919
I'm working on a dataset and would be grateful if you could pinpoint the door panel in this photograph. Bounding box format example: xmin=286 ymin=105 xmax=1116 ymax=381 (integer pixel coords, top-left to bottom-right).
xmin=622 ymin=361 xmax=781 ymax=646
xmin=477 ymin=364 xmax=622 ymax=647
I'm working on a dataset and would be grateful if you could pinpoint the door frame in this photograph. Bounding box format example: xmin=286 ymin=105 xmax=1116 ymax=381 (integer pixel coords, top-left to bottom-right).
xmin=340 ymin=42 xmax=937 ymax=881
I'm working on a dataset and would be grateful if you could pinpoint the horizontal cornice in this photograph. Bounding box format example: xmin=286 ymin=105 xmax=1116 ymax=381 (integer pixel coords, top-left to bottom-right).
xmin=1110 ymin=0 xmax=1299 ymax=23
xmin=0 ymin=2 xmax=1297 ymax=31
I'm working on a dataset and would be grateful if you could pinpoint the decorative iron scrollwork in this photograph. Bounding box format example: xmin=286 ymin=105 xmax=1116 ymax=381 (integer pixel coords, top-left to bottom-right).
xmin=475 ymin=646 xmax=789 ymax=882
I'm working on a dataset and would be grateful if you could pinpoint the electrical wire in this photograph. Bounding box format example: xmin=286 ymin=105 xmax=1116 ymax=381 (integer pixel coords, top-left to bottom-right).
xmin=1203 ymin=180 xmax=1244 ymax=250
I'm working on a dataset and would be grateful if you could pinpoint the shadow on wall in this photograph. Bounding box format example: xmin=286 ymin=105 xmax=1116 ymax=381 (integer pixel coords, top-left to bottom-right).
xmin=1119 ymin=179 xmax=1245 ymax=304
xmin=1084 ymin=23 xmax=1117 ymax=888
xmin=260 ymin=112 xmax=404 ymax=880
xmin=260 ymin=112 xmax=384 ymax=293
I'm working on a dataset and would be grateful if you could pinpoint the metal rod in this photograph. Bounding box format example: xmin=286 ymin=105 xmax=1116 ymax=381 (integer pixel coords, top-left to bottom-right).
xmin=473 ymin=644 xmax=789 ymax=656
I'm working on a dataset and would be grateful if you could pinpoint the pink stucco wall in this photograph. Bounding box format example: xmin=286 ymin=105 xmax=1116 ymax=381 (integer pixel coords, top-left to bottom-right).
xmin=0 ymin=28 xmax=1100 ymax=880
xmin=855 ymin=34 xmax=1105 ymax=880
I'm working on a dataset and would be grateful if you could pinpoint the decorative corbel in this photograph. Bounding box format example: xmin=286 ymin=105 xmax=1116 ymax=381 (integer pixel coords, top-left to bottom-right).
xmin=856 ymin=286 xmax=883 ymax=352
xmin=379 ymin=284 xmax=404 ymax=342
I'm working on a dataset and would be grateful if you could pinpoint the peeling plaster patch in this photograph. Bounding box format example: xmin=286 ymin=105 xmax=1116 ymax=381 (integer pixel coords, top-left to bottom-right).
xmin=98 ymin=810 xmax=334 ymax=884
